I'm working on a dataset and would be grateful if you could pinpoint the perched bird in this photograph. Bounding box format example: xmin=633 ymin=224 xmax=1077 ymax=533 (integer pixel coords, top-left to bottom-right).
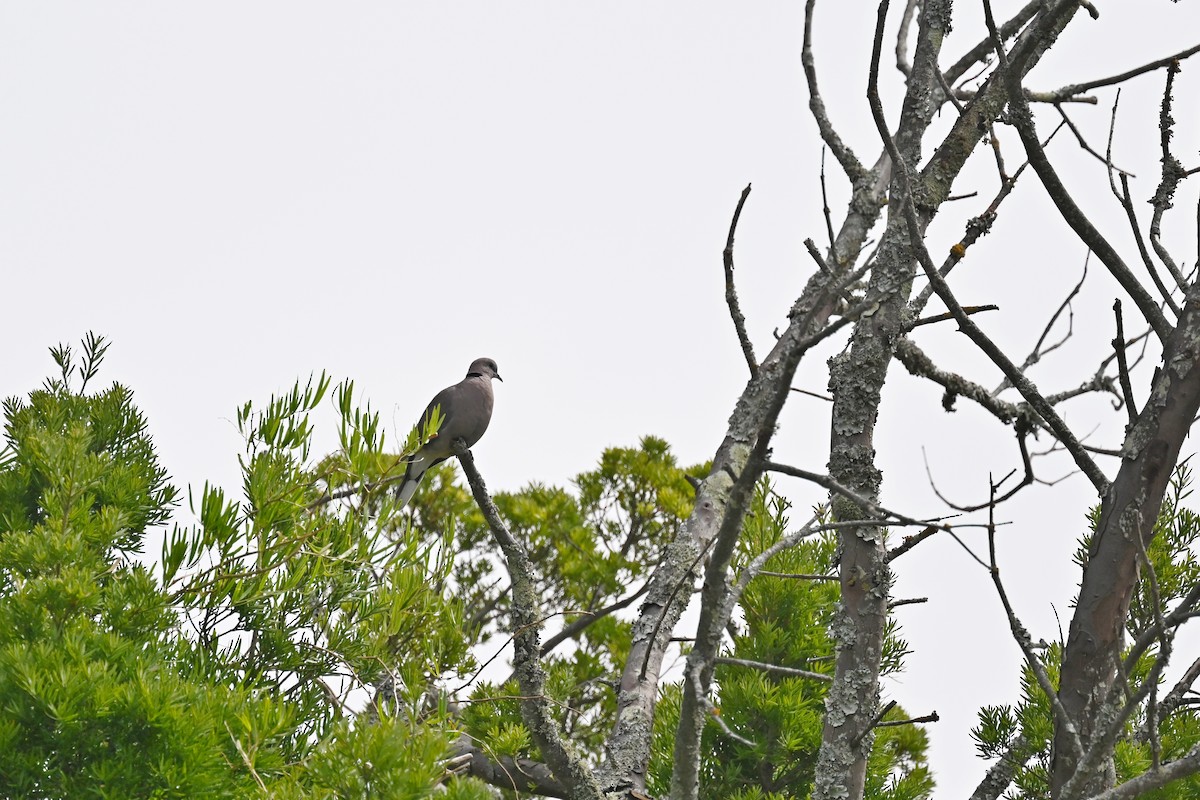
xmin=395 ymin=357 xmax=502 ymax=508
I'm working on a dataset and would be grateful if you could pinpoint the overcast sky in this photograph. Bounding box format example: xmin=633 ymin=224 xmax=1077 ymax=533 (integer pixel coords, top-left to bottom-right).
xmin=2 ymin=3 xmax=1198 ymax=795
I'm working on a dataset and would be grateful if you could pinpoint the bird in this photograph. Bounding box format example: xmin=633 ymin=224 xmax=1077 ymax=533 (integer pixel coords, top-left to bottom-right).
xmin=395 ymin=357 xmax=502 ymax=508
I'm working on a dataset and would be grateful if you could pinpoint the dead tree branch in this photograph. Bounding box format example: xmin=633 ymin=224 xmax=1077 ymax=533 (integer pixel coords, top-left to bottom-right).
xmin=448 ymin=737 xmax=568 ymax=798
xmin=1044 ymin=42 xmax=1200 ymax=103
xmin=715 ymin=656 xmax=833 ymax=683
xmin=724 ymin=184 xmax=759 ymax=378
xmin=1150 ymin=60 xmax=1192 ymax=293
xmin=1113 ymin=300 xmax=1139 ymax=427
xmin=455 ymin=445 xmax=603 ymax=800
xmin=1083 ymin=745 xmax=1200 ymax=800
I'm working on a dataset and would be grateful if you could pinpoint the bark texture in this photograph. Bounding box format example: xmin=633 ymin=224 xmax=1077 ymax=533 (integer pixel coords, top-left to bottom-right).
xmin=814 ymin=5 xmax=949 ymax=797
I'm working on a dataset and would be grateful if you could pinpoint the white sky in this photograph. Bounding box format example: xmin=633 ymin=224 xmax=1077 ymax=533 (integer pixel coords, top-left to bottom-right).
xmin=2 ymin=3 xmax=1199 ymax=796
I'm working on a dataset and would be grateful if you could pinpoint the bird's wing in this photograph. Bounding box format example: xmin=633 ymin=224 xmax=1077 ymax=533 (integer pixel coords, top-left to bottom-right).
xmin=396 ymin=374 xmax=495 ymax=508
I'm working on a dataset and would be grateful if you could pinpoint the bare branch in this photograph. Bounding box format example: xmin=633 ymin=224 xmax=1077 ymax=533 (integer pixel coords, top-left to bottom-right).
xmin=1055 ymin=103 xmax=1137 ymax=177
xmin=1160 ymin=656 xmax=1200 ymax=720
xmin=968 ymin=735 xmax=1031 ymax=800
xmin=647 ymin=256 xmax=849 ymax=799
xmin=904 ymin=211 xmax=1110 ymax=490
xmin=894 ymin=0 xmax=919 ymax=76
xmin=908 ymin=119 xmax=1068 ymax=317
xmin=951 ymin=86 xmax=1098 ymax=104
xmin=724 ymin=183 xmax=759 ymax=378
xmin=887 ymin=525 xmax=943 ymax=562
xmin=1084 ymin=745 xmax=1200 ymax=800
xmin=1113 ymin=300 xmax=1139 ymax=427
xmin=852 ymin=700 xmax=897 ymax=747
xmin=1150 ymin=60 xmax=1191 ymax=292
xmin=764 ymin=460 xmax=946 ymax=530
xmin=802 ymin=0 xmax=865 ymax=181
xmin=925 ymin=428 xmax=1035 ymax=513
xmin=1119 ymin=173 xmax=1182 ymax=316
xmin=758 ymin=569 xmax=837 ymax=580
xmin=715 ymin=656 xmax=833 ymax=683
xmin=994 ymin=257 xmax=1090 ymax=395
xmin=455 ymin=444 xmax=603 ymax=800
xmin=703 ymin=697 xmax=757 ymax=747
xmin=540 ymin=584 xmax=650 ymax=658
xmin=820 ymin=148 xmax=838 ymax=261
xmin=895 ymin=336 xmax=1022 ymax=423
xmin=906 ymin=304 xmax=999 ymax=331
xmin=1124 ymin=583 xmax=1200 ymax=681
xmin=1044 ymin=41 xmax=1200 ymax=103
xmin=448 ymin=737 xmax=568 ymax=798
xmin=790 ymin=386 xmax=834 ymax=402
xmin=875 ymin=709 xmax=939 ymax=728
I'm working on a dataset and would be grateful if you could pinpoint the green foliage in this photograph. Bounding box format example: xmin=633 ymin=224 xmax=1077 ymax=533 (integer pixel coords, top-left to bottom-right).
xmin=0 ymin=336 xmax=484 ymax=798
xmin=0 ymin=336 xmax=259 ymax=797
xmin=272 ymin=712 xmax=493 ymax=800
xmin=973 ymin=466 xmax=1200 ymax=800
xmin=2 ymin=336 xmax=935 ymax=797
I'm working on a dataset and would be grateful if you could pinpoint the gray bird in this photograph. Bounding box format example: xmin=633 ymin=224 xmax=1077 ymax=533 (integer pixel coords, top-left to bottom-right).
xmin=395 ymin=357 xmax=502 ymax=508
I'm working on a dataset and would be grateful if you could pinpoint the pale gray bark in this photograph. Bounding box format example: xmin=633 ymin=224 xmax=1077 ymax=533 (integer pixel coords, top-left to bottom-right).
xmin=815 ymin=4 xmax=952 ymax=798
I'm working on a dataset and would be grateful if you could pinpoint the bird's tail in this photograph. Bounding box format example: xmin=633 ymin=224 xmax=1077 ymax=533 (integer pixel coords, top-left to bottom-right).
xmin=394 ymin=457 xmax=428 ymax=509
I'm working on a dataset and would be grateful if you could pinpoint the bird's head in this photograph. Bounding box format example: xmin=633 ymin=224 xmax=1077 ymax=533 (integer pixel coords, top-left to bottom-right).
xmin=467 ymin=357 xmax=502 ymax=382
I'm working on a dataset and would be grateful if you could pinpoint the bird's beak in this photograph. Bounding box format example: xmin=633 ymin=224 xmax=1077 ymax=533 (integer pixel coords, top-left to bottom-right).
xmin=495 ymin=374 xmax=503 ymax=382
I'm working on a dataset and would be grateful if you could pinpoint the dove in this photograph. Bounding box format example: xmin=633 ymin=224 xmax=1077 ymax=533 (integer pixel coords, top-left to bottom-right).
xmin=395 ymin=357 xmax=501 ymax=508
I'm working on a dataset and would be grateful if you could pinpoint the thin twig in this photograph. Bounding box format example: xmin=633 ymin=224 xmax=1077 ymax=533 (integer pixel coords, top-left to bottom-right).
xmin=790 ymin=386 xmax=834 ymax=402
xmin=802 ymin=0 xmax=865 ymax=181
xmin=641 ymin=536 xmax=714 ymax=681
xmin=943 ymin=1 xmax=1039 ymax=84
xmin=715 ymin=656 xmax=833 ymax=682
xmin=894 ymin=0 xmax=919 ymax=76
xmin=894 ymin=142 xmax=1111 ymax=490
xmin=907 ymin=304 xmax=999 ymax=330
xmin=908 ymin=121 xmax=1068 ymax=317
xmin=935 ymin=67 xmax=967 ymax=115
xmin=1045 ymin=42 xmax=1200 ymax=102
xmin=1113 ymin=300 xmax=1139 ymax=426
xmin=704 ymin=698 xmax=757 ymax=747
xmin=1055 ymin=103 xmax=1137 ymax=178
xmin=724 ymin=183 xmax=759 ymax=378
xmin=758 ymin=570 xmax=837 ymax=580
xmin=887 ymin=525 xmax=942 ymax=561
xmin=539 ymin=584 xmax=650 ymax=657
xmin=1119 ymin=172 xmax=1181 ymax=316
xmin=764 ymin=460 xmax=948 ymax=530
xmin=875 ymin=709 xmax=940 ymax=727
xmin=821 ymin=148 xmax=838 ymax=262
xmin=994 ymin=256 xmax=1089 ymax=395
xmin=924 ymin=429 xmax=1035 ymax=513
xmin=226 ymin=722 xmax=269 ymax=794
